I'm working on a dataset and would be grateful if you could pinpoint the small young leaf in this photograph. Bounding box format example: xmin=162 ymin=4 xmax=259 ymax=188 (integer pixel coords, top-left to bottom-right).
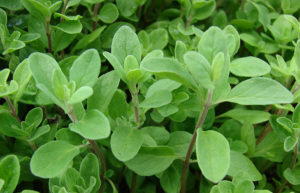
xmin=69 ymin=109 xmax=110 ymax=140
xmin=80 ymin=153 xmax=100 ymax=193
xmin=283 ymin=136 xmax=298 ymax=152
xmin=283 ymin=167 xmax=300 ymax=185
xmin=30 ymin=141 xmax=80 ymax=178
xmin=196 ymin=130 xmax=230 ymax=183
xmin=54 ymin=20 xmax=82 ymax=34
xmin=68 ymin=86 xmax=93 ymax=104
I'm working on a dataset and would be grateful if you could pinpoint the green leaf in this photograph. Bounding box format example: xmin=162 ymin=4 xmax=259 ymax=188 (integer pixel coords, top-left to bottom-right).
xmin=24 ymin=107 xmax=43 ymax=129
xmin=54 ymin=20 xmax=82 ymax=34
xmin=70 ymin=49 xmax=101 ymax=89
xmin=223 ymin=25 xmax=240 ymax=57
xmin=234 ymin=180 xmax=254 ymax=193
xmin=140 ymin=90 xmax=172 ymax=109
xmin=87 ymin=71 xmax=120 ymax=112
xmin=73 ymin=26 xmax=105 ymax=51
xmin=218 ymin=108 xmax=270 ymax=124
xmin=103 ymin=52 xmax=127 ymax=83
xmin=0 ymin=0 xmax=23 ymax=11
xmin=211 ymin=52 xmax=225 ymax=82
xmin=293 ymin=103 xmax=300 ymax=123
xmin=0 ymin=112 xmax=26 ymax=138
xmin=184 ymin=51 xmax=213 ymax=89
xmin=141 ymin=57 xmax=198 ymax=90
xmin=225 ymin=77 xmax=294 ymax=105
xmin=196 ymin=130 xmax=230 ymax=183
xmin=80 ymin=153 xmax=100 ymax=193
xmin=30 ymin=141 xmax=80 ymax=178
xmin=111 ymin=26 xmax=141 ymax=64
xmin=142 ymin=126 xmax=170 ymax=145
xmin=149 ymin=28 xmax=168 ymax=50
xmin=228 ymin=151 xmax=262 ymax=181
xmin=283 ymin=136 xmax=298 ymax=152
xmin=68 ymin=86 xmax=93 ymax=104
xmin=160 ymin=165 xmax=180 ymax=193
xmin=167 ymin=131 xmax=192 ymax=158
xmin=192 ymin=0 xmax=216 ymax=20
xmin=116 ymin=0 xmax=138 ymax=17
xmin=99 ymin=3 xmax=119 ymax=24
xmin=13 ymin=59 xmax=32 ymax=104
xmin=146 ymin=79 xmax=181 ymax=98
xmin=283 ymin=167 xmax=300 ymax=185
xmin=111 ymin=125 xmax=144 ymax=161
xmin=3 ymin=39 xmax=25 ymax=55
xmin=198 ymin=26 xmax=227 ymax=63
xmin=0 ymin=155 xmax=20 ymax=193
xmin=29 ymin=52 xmax=65 ymax=108
xmin=19 ymin=33 xmax=40 ymax=43
xmin=69 ymin=109 xmax=110 ymax=140
xmin=125 ymin=146 xmax=176 ymax=176
xmin=230 ymin=57 xmax=271 ymax=77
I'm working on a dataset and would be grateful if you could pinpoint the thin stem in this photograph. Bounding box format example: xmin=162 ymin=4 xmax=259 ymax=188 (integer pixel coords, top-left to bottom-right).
xmin=130 ymin=173 xmax=137 ymax=193
xmin=46 ymin=20 xmax=52 ymax=54
xmin=60 ymin=0 xmax=69 ymax=22
xmin=60 ymin=0 xmax=70 ymax=58
xmin=5 ymin=96 xmax=21 ymax=124
xmin=88 ymin=139 xmax=107 ymax=193
xmin=291 ymin=143 xmax=298 ymax=170
xmin=132 ymin=92 xmax=140 ymax=129
xmin=93 ymin=3 xmax=100 ymax=31
xmin=130 ymin=87 xmax=141 ymax=193
xmin=256 ymin=109 xmax=284 ymax=145
xmin=241 ymin=0 xmax=247 ymax=10
xmin=185 ymin=14 xmax=192 ymax=29
xmin=68 ymin=109 xmax=106 ymax=193
xmin=180 ymin=90 xmax=213 ymax=193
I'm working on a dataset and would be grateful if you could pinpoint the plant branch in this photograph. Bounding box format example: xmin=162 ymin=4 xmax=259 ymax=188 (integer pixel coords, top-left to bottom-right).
xmin=46 ymin=20 xmax=52 ymax=54
xmin=68 ymin=108 xmax=106 ymax=193
xmin=130 ymin=86 xmax=141 ymax=193
xmin=60 ymin=0 xmax=69 ymax=22
xmin=291 ymin=143 xmax=298 ymax=170
xmin=180 ymin=90 xmax=213 ymax=193
xmin=93 ymin=3 xmax=100 ymax=31
xmin=5 ymin=96 xmax=21 ymax=124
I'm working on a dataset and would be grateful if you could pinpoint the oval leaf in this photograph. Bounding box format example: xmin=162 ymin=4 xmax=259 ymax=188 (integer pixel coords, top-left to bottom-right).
xmin=230 ymin=56 xmax=271 ymax=77
xmin=0 ymin=155 xmax=20 ymax=193
xmin=111 ymin=125 xmax=144 ymax=161
xmin=125 ymin=146 xmax=176 ymax=176
xmin=69 ymin=109 xmax=111 ymax=140
xmin=30 ymin=141 xmax=80 ymax=178
xmin=226 ymin=77 xmax=294 ymax=105
xmin=196 ymin=130 xmax=230 ymax=183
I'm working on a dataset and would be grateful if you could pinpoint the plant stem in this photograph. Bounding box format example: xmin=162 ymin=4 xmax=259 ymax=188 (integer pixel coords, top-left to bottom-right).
xmin=60 ymin=0 xmax=70 ymax=58
xmin=88 ymin=139 xmax=107 ymax=193
xmin=68 ymin=108 xmax=106 ymax=193
xmin=60 ymin=0 xmax=69 ymax=22
xmin=130 ymin=173 xmax=137 ymax=193
xmin=132 ymin=92 xmax=140 ymax=129
xmin=5 ymin=96 xmax=21 ymax=124
xmin=256 ymin=109 xmax=284 ymax=145
xmin=93 ymin=3 xmax=100 ymax=31
xmin=185 ymin=14 xmax=192 ymax=29
xmin=130 ymin=87 xmax=141 ymax=193
xmin=291 ymin=143 xmax=298 ymax=170
xmin=46 ymin=20 xmax=52 ymax=54
xmin=180 ymin=90 xmax=213 ymax=193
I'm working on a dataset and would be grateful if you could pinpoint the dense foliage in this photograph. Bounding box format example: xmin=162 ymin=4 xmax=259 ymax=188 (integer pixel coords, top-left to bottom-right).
xmin=0 ymin=0 xmax=300 ymax=193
